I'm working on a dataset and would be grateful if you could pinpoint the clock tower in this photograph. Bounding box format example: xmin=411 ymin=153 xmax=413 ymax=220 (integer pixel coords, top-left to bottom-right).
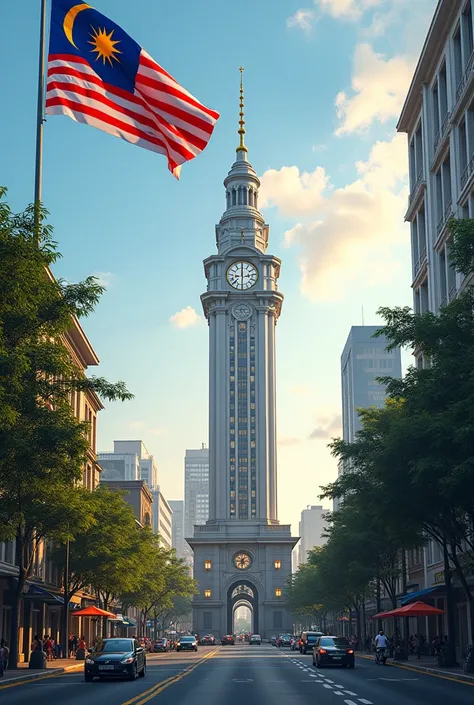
xmin=187 ymin=71 xmax=298 ymax=639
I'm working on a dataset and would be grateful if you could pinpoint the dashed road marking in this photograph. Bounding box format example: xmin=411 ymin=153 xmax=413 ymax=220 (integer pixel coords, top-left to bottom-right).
xmin=334 ymin=692 xmax=344 ymax=696
xmin=358 ymin=700 xmax=373 ymax=704
xmin=323 ymin=683 xmax=334 ymax=689
xmin=344 ymin=691 xmax=358 ymax=696
xmin=344 ymin=701 xmax=358 ymax=705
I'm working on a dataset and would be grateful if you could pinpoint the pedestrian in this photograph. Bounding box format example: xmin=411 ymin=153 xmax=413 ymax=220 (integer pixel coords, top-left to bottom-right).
xmin=414 ymin=634 xmax=422 ymax=659
xmin=1 ymin=640 xmax=8 ymax=672
xmin=55 ymin=640 xmax=62 ymax=659
xmin=44 ymin=635 xmax=53 ymax=661
xmin=31 ymin=634 xmax=43 ymax=652
xmin=72 ymin=634 xmax=78 ymax=655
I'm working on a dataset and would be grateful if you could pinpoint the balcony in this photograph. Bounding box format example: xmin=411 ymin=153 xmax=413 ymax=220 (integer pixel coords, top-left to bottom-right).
xmin=413 ymin=245 xmax=427 ymax=282
xmin=437 ymin=200 xmax=453 ymax=238
xmin=452 ymin=51 xmax=474 ymax=122
xmin=431 ymin=112 xmax=451 ymax=172
xmin=449 ymin=284 xmax=457 ymax=302
xmin=405 ymin=168 xmax=426 ymax=221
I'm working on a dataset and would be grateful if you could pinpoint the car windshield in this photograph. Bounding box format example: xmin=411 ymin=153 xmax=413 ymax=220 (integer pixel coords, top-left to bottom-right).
xmin=94 ymin=639 xmax=133 ymax=654
xmin=180 ymin=637 xmax=194 ymax=642
xmin=320 ymin=637 xmax=350 ymax=647
xmin=307 ymin=635 xmax=320 ymax=642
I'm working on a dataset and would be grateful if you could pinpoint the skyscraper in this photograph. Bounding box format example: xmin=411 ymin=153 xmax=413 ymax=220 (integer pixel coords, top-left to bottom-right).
xmin=184 ymin=447 xmax=210 ymax=544
xmin=335 ymin=326 xmax=402 ymax=510
xmin=151 ymin=487 xmax=173 ymax=549
xmin=297 ymin=505 xmax=328 ymax=568
xmin=169 ymin=500 xmax=185 ymax=560
xmin=187 ymin=73 xmax=297 ymax=638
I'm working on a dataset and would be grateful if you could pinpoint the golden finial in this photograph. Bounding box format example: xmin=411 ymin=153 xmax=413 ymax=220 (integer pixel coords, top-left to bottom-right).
xmin=237 ymin=66 xmax=247 ymax=153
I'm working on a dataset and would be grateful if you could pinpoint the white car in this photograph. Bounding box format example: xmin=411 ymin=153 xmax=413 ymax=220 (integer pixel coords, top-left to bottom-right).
xmin=249 ymin=634 xmax=262 ymax=645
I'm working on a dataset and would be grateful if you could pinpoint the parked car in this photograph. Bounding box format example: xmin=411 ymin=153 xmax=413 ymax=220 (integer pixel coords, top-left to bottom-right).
xmin=221 ymin=634 xmax=235 ymax=645
xmin=177 ymin=636 xmax=198 ymax=652
xmin=300 ymin=631 xmax=324 ymax=654
xmin=200 ymin=634 xmax=216 ymax=646
xmin=249 ymin=634 xmax=262 ymax=645
xmin=84 ymin=638 xmax=146 ymax=682
xmin=312 ymin=636 xmax=355 ymax=668
xmin=153 ymin=638 xmax=169 ymax=653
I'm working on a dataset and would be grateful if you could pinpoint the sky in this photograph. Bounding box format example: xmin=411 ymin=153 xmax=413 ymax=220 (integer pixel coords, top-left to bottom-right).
xmin=1 ymin=0 xmax=438 ymax=536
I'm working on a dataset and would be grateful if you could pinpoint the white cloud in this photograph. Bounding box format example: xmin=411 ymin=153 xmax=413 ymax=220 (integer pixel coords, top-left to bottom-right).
xmin=93 ymin=271 xmax=116 ymax=287
xmin=309 ymin=414 xmax=342 ymax=439
xmin=259 ymin=165 xmax=329 ymax=217
xmin=314 ymin=0 xmax=381 ymax=19
xmin=335 ymin=43 xmax=415 ymax=135
xmin=278 ymin=436 xmax=303 ymax=446
xmin=287 ymin=9 xmax=316 ymax=30
xmin=169 ymin=306 xmax=201 ymax=329
xmin=289 ymin=385 xmax=310 ymax=396
xmin=312 ymin=143 xmax=328 ymax=153
xmin=260 ymin=133 xmax=408 ymax=301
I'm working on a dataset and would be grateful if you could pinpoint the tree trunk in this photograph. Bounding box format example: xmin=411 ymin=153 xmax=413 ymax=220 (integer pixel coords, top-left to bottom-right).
xmin=443 ymin=542 xmax=458 ymax=666
xmin=450 ymin=549 xmax=474 ymax=642
xmin=361 ymin=600 xmax=367 ymax=650
xmin=8 ymin=532 xmax=27 ymax=669
xmin=376 ymin=579 xmax=382 ymax=632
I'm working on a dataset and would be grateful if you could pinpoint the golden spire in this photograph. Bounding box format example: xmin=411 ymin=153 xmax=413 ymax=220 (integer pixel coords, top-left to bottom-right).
xmin=237 ymin=66 xmax=247 ymax=153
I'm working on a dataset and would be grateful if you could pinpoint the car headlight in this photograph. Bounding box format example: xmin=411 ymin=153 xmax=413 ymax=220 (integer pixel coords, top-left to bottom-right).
xmin=85 ymin=658 xmax=94 ymax=665
xmin=120 ymin=656 xmax=134 ymax=664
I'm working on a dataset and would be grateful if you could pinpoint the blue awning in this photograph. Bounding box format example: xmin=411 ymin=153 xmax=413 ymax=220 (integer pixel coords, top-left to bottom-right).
xmin=27 ymin=584 xmax=64 ymax=604
xmin=400 ymin=586 xmax=444 ymax=605
xmin=122 ymin=617 xmax=137 ymax=627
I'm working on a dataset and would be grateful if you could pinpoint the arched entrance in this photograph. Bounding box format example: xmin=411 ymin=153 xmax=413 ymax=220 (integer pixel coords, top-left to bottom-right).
xmin=227 ymin=581 xmax=258 ymax=635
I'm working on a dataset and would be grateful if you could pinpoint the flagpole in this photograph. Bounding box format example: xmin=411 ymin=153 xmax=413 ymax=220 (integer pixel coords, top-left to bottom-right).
xmin=34 ymin=0 xmax=47 ymax=240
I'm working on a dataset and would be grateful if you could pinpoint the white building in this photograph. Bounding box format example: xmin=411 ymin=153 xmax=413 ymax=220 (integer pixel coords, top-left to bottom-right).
xmin=184 ymin=446 xmax=210 ymax=543
xmin=97 ymin=451 xmax=141 ymax=482
xmin=169 ymin=500 xmax=185 ymax=559
xmin=297 ymin=506 xmax=328 ymax=568
xmin=187 ymin=75 xmax=298 ymax=638
xmin=152 ymin=487 xmax=173 ymax=549
xmin=397 ymin=0 xmax=474 ymax=652
xmin=113 ymin=440 xmax=158 ymax=489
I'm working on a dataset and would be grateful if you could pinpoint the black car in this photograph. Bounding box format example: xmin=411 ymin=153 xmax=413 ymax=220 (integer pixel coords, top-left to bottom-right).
xmin=177 ymin=636 xmax=198 ymax=652
xmin=312 ymin=636 xmax=355 ymax=668
xmin=221 ymin=634 xmax=235 ymax=645
xmin=278 ymin=633 xmax=292 ymax=647
xmin=153 ymin=638 xmax=169 ymax=653
xmin=84 ymin=638 xmax=146 ymax=682
xmin=300 ymin=631 xmax=324 ymax=654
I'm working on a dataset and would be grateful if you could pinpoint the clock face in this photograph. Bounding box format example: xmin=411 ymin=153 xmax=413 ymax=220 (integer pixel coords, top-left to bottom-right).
xmin=227 ymin=261 xmax=258 ymax=290
xmin=234 ymin=552 xmax=252 ymax=570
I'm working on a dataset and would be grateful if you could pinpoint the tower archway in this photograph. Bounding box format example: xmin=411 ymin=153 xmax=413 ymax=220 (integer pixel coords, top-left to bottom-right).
xmin=227 ymin=580 xmax=258 ymax=635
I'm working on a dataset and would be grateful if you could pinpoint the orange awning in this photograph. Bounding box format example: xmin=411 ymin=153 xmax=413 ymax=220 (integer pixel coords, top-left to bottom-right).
xmin=72 ymin=605 xmax=117 ymax=618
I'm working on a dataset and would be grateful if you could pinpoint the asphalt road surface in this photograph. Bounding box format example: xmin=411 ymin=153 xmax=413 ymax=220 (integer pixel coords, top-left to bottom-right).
xmin=1 ymin=643 xmax=472 ymax=705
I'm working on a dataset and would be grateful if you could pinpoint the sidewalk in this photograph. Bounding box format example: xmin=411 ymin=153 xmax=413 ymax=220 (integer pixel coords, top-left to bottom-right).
xmin=357 ymin=652 xmax=474 ymax=684
xmin=0 ymin=658 xmax=83 ymax=688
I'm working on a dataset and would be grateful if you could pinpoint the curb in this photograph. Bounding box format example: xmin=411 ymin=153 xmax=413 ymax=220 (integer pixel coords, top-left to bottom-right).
xmin=0 ymin=663 xmax=83 ymax=688
xmin=356 ymin=653 xmax=474 ymax=685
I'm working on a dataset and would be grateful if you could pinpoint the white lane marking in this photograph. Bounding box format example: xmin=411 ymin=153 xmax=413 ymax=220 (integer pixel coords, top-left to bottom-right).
xmin=334 ymin=684 xmax=344 ymax=688
xmin=334 ymin=693 xmax=344 ymax=696
xmin=323 ymin=683 xmax=334 ymax=689
xmin=358 ymin=700 xmax=373 ymax=704
xmin=309 ymin=674 xmax=318 ymax=678
xmin=344 ymin=701 xmax=358 ymax=705
xmin=344 ymin=691 xmax=358 ymax=696
xmin=325 ymin=679 xmax=335 ymax=683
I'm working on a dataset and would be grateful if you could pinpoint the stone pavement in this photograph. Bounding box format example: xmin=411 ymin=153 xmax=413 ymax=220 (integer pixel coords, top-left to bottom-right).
xmin=357 ymin=652 xmax=474 ymax=684
xmin=0 ymin=658 xmax=83 ymax=686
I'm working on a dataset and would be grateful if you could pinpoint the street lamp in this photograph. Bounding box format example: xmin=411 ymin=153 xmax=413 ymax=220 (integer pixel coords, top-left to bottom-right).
xmin=275 ymin=588 xmax=282 ymax=598
xmin=274 ymin=559 xmax=281 ymax=570
xmin=204 ymin=589 xmax=211 ymax=598
xmin=204 ymin=559 xmax=212 ymax=571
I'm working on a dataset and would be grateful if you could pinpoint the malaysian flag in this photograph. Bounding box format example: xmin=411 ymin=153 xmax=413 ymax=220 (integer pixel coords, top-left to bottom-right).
xmin=46 ymin=0 xmax=220 ymax=178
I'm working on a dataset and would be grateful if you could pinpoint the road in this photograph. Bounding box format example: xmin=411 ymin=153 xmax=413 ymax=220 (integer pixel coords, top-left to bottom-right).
xmin=1 ymin=643 xmax=472 ymax=705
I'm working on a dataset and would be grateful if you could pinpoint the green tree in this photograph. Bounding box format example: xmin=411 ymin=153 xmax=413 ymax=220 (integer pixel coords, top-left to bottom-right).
xmin=121 ymin=549 xmax=197 ymax=636
xmin=0 ymin=190 xmax=132 ymax=667
xmin=52 ymin=486 xmax=155 ymax=644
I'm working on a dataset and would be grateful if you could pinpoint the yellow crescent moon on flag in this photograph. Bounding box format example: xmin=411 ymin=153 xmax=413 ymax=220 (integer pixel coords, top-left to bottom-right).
xmin=63 ymin=3 xmax=91 ymax=49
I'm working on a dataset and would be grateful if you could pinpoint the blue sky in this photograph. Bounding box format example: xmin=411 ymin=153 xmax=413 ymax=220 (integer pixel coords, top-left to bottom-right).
xmin=1 ymin=0 xmax=437 ymax=534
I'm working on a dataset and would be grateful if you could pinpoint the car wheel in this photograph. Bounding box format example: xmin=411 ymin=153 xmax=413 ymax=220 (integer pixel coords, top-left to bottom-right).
xmin=312 ymin=657 xmax=315 ymax=666
xmin=84 ymin=673 xmax=94 ymax=683
xmin=139 ymin=662 xmax=146 ymax=678
xmin=128 ymin=664 xmax=138 ymax=681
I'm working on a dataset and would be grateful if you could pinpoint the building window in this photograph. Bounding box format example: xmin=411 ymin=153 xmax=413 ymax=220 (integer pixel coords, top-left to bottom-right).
xmin=204 ymin=559 xmax=212 ymax=571
xmin=274 ymin=560 xmax=281 ymax=570
xmin=204 ymin=589 xmax=211 ymax=598
xmin=275 ymin=588 xmax=282 ymax=598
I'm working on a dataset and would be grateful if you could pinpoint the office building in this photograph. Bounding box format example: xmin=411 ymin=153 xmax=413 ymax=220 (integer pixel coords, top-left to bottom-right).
xmin=169 ymin=500 xmax=185 ymax=559
xmin=113 ymin=440 xmax=158 ymax=489
xmin=184 ymin=446 xmax=210 ymax=542
xmin=297 ymin=506 xmax=328 ymax=568
xmin=151 ymin=487 xmax=173 ymax=549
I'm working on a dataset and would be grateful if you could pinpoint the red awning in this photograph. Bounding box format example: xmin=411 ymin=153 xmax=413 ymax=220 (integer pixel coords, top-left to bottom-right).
xmin=373 ymin=601 xmax=444 ymax=618
xmin=72 ymin=605 xmax=117 ymax=618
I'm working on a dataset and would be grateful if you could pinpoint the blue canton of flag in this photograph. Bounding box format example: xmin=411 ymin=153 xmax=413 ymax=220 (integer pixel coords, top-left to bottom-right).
xmin=46 ymin=0 xmax=220 ymax=178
